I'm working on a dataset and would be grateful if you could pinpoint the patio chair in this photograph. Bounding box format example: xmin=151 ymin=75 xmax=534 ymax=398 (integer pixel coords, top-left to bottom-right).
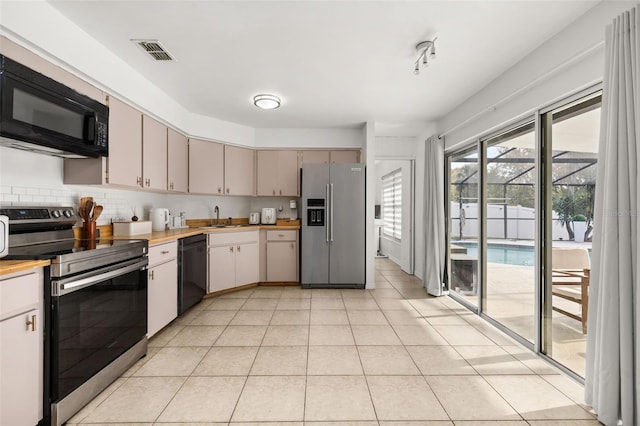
xmin=551 ymin=247 xmax=590 ymax=334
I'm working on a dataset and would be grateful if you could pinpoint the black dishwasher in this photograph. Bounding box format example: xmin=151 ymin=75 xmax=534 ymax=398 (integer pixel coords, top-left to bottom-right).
xmin=178 ymin=234 xmax=207 ymax=315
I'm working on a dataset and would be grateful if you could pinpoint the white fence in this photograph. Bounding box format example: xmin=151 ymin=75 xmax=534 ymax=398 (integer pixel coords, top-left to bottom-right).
xmin=450 ymin=202 xmax=573 ymax=241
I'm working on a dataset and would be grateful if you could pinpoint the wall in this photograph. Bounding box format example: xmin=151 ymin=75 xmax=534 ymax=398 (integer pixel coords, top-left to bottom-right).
xmin=254 ymin=128 xmax=363 ymax=149
xmin=438 ymin=1 xmax=636 ymax=150
xmin=0 ymin=1 xmax=255 ymax=147
xmin=364 ymin=122 xmax=376 ymax=289
xmin=375 ymin=124 xmax=434 ymax=280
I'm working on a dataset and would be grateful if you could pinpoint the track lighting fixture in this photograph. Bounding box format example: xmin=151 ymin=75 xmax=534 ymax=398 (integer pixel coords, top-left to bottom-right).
xmin=414 ymin=37 xmax=437 ymax=75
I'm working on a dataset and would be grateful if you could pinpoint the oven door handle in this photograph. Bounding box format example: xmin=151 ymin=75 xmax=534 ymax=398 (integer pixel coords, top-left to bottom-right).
xmin=54 ymin=258 xmax=148 ymax=296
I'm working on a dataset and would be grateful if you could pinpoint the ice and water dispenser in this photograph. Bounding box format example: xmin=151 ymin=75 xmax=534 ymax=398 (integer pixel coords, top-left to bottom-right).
xmin=306 ymin=198 xmax=325 ymax=226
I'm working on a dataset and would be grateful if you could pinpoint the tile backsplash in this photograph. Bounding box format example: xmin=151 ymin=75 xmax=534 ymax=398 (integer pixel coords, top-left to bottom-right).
xmin=0 ymin=181 xmax=169 ymax=225
xmin=0 ymin=147 xmax=299 ymax=225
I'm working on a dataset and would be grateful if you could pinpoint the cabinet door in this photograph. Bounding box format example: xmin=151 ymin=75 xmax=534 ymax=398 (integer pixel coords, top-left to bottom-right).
xmin=142 ymin=115 xmax=168 ymax=191
xmin=189 ymin=139 xmax=224 ymax=194
xmin=266 ymin=241 xmax=298 ymax=282
xmin=167 ymin=129 xmax=188 ymax=192
xmin=225 ymin=145 xmax=255 ymax=195
xmin=300 ymin=150 xmax=330 ymax=165
xmin=330 ymin=150 xmax=360 ymax=163
xmin=235 ymin=242 xmax=259 ymax=286
xmin=147 ymin=260 xmax=178 ymax=337
xmin=209 ymin=245 xmax=236 ymax=292
xmin=1 ymin=309 xmax=41 ymax=426
xmin=277 ymin=150 xmax=300 ymax=196
xmin=256 ymin=150 xmax=279 ymax=196
xmin=107 ymin=96 xmax=142 ymax=187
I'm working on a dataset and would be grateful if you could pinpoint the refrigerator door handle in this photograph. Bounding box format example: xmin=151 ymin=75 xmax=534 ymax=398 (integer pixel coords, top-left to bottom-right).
xmin=326 ymin=183 xmax=330 ymax=242
xmin=330 ymin=183 xmax=334 ymax=242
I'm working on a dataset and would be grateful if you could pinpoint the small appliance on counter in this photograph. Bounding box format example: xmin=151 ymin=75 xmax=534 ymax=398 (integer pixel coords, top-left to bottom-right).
xmin=168 ymin=212 xmax=189 ymax=229
xmin=261 ymin=207 xmax=276 ymax=224
xmin=113 ymin=221 xmax=152 ymax=236
xmin=150 ymin=208 xmax=169 ymax=231
xmin=249 ymin=212 xmax=261 ymax=225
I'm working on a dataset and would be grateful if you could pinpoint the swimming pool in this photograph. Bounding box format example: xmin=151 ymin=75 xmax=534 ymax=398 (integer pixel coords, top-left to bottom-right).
xmin=454 ymin=242 xmax=535 ymax=266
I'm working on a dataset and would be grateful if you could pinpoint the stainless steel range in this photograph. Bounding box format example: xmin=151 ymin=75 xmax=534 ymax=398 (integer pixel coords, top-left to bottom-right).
xmin=0 ymin=206 xmax=148 ymax=426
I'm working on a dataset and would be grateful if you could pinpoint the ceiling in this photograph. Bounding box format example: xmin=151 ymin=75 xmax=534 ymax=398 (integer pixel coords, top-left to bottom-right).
xmin=49 ymin=1 xmax=599 ymax=132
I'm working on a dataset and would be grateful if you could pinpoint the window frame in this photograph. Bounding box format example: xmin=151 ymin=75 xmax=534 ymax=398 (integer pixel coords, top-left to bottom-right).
xmin=382 ymin=168 xmax=402 ymax=241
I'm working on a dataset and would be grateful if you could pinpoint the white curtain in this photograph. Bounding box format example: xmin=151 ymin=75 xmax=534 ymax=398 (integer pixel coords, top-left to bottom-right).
xmin=585 ymin=6 xmax=639 ymax=426
xmin=423 ymin=135 xmax=446 ymax=296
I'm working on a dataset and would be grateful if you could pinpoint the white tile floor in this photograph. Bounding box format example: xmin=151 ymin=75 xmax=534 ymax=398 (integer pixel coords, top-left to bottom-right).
xmin=67 ymin=258 xmax=600 ymax=425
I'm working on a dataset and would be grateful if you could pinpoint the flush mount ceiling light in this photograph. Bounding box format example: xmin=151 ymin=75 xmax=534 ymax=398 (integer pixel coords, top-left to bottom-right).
xmin=253 ymin=94 xmax=281 ymax=110
xmin=413 ymin=37 xmax=437 ymax=75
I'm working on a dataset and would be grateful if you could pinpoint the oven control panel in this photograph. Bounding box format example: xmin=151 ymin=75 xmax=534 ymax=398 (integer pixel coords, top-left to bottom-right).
xmin=0 ymin=206 xmax=76 ymax=223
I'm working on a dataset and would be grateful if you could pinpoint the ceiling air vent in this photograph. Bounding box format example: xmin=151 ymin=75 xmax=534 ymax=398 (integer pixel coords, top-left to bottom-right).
xmin=132 ymin=39 xmax=175 ymax=61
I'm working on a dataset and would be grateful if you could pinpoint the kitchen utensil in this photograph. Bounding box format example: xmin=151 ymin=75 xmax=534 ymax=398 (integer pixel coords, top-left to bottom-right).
xmin=261 ymin=208 xmax=276 ymax=224
xmin=150 ymin=208 xmax=169 ymax=232
xmin=92 ymin=205 xmax=103 ymax=222
xmin=78 ymin=206 xmax=86 ymax=221
xmin=79 ymin=197 xmax=92 ymax=221
xmin=85 ymin=200 xmax=94 ymax=221
xmin=249 ymin=212 xmax=260 ymax=224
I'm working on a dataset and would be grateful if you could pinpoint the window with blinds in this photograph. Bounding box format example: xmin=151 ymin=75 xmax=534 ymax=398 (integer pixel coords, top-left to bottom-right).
xmin=382 ymin=168 xmax=402 ymax=241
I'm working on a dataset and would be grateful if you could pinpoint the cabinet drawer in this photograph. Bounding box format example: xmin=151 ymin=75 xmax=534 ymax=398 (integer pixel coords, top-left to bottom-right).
xmin=208 ymin=230 xmax=258 ymax=246
xmin=0 ymin=272 xmax=39 ymax=318
xmin=148 ymin=241 xmax=178 ymax=267
xmin=266 ymin=230 xmax=297 ymax=241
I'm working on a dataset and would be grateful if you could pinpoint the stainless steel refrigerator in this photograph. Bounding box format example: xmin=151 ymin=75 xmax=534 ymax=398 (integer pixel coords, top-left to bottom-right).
xmin=301 ymin=163 xmax=365 ymax=288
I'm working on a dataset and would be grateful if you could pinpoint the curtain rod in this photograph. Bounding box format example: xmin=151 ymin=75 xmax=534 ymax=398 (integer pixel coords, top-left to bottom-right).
xmin=438 ymin=40 xmax=605 ymax=139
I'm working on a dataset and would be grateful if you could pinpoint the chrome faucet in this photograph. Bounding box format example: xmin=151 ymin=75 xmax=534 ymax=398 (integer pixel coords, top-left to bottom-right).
xmin=214 ymin=205 xmax=220 ymax=225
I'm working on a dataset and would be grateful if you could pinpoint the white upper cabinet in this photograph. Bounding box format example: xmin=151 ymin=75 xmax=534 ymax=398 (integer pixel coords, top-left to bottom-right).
xmin=107 ymin=96 xmax=143 ymax=187
xmin=167 ymin=129 xmax=188 ymax=192
xmin=142 ymin=115 xmax=168 ymax=191
xmin=330 ymin=150 xmax=360 ymax=163
xmin=224 ymin=145 xmax=255 ymax=196
xmin=188 ymin=138 xmax=224 ymax=195
xmin=256 ymin=150 xmax=299 ymax=196
xmin=299 ymin=150 xmax=330 ymax=165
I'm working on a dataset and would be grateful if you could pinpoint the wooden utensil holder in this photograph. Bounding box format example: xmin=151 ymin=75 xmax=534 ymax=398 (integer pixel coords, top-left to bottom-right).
xmin=82 ymin=221 xmax=97 ymax=240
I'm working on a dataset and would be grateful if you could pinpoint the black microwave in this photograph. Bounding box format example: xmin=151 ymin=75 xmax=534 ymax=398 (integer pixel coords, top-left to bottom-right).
xmin=0 ymin=55 xmax=108 ymax=158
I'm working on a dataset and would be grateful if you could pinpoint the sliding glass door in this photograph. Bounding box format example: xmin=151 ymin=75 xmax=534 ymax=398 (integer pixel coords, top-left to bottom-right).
xmin=447 ymin=147 xmax=480 ymax=309
xmin=482 ymin=122 xmax=536 ymax=343
xmin=445 ymin=88 xmax=601 ymax=378
xmin=542 ymin=92 xmax=601 ymax=377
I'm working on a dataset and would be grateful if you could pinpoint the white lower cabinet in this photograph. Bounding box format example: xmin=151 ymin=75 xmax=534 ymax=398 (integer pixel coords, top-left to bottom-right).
xmin=208 ymin=231 xmax=259 ymax=293
xmin=235 ymin=242 xmax=260 ymax=286
xmin=147 ymin=241 xmax=178 ymax=337
xmin=266 ymin=230 xmax=298 ymax=282
xmin=209 ymin=245 xmax=237 ymax=292
xmin=0 ymin=268 xmax=43 ymax=426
